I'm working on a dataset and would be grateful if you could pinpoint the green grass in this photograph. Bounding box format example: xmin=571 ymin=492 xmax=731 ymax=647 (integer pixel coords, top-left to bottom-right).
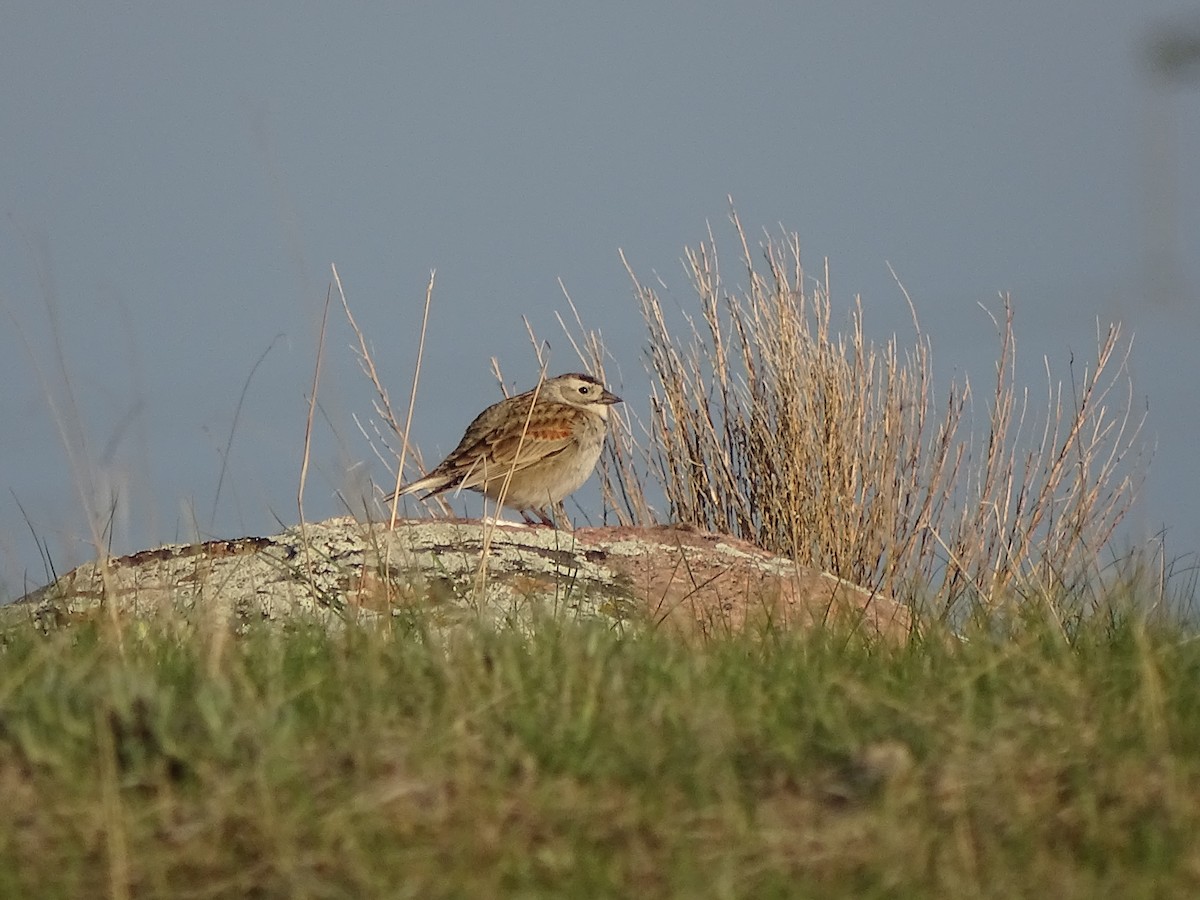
xmin=2 ymin=610 xmax=1199 ymax=899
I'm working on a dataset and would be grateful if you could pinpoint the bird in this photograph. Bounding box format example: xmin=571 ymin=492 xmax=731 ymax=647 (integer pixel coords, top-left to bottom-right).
xmin=385 ymin=372 xmax=622 ymax=525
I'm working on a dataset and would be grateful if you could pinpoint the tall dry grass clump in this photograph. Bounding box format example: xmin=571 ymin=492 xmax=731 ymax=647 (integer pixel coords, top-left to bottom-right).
xmin=615 ymin=215 xmax=1145 ymax=620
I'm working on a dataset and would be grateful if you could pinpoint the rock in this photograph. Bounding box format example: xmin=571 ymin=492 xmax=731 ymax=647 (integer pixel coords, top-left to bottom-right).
xmin=2 ymin=517 xmax=910 ymax=638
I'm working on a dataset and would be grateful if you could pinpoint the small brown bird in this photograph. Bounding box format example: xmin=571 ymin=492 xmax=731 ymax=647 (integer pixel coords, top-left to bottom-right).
xmin=387 ymin=372 xmax=622 ymax=525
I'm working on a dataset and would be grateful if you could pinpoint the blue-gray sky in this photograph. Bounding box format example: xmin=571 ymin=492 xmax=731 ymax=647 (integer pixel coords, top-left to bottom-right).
xmin=2 ymin=5 xmax=1198 ymax=599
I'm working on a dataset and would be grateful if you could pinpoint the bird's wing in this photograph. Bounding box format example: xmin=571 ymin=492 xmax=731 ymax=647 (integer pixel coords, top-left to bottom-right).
xmin=393 ymin=391 xmax=566 ymax=498
xmin=388 ymin=393 xmax=517 ymax=495
xmin=443 ymin=401 xmax=579 ymax=491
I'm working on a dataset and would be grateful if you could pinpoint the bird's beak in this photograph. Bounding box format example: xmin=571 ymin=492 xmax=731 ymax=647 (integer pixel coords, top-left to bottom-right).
xmin=600 ymin=388 xmax=623 ymax=405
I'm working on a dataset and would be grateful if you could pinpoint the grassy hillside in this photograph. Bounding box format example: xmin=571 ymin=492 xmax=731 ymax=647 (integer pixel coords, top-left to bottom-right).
xmin=2 ymin=611 xmax=1199 ymax=898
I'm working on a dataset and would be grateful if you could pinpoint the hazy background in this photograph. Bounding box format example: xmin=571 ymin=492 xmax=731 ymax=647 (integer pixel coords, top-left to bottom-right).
xmin=2 ymin=5 xmax=1198 ymax=600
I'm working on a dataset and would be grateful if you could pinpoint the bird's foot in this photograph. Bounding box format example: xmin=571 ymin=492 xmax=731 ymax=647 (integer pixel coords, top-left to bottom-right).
xmin=518 ymin=508 xmax=559 ymax=527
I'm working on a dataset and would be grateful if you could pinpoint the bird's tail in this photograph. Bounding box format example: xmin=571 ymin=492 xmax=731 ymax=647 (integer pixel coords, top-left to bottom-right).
xmin=381 ymin=474 xmax=448 ymax=505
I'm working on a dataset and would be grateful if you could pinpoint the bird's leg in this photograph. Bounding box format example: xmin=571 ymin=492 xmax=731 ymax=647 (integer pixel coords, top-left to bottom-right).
xmin=533 ymin=507 xmax=556 ymax=527
xmin=520 ymin=509 xmax=540 ymax=525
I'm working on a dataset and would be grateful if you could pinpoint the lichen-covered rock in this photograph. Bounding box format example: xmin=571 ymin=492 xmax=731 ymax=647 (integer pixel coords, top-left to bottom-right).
xmin=3 ymin=517 xmax=910 ymax=638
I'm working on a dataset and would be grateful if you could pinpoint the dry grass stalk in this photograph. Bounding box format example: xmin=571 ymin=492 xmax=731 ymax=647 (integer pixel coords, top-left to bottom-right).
xmin=614 ymin=213 xmax=1145 ymax=620
xmin=342 ymin=271 xmax=447 ymax=519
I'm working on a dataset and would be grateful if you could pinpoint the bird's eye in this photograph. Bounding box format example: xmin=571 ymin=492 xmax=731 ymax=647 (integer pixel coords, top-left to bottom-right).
xmin=579 ymin=385 xmax=591 ymax=395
